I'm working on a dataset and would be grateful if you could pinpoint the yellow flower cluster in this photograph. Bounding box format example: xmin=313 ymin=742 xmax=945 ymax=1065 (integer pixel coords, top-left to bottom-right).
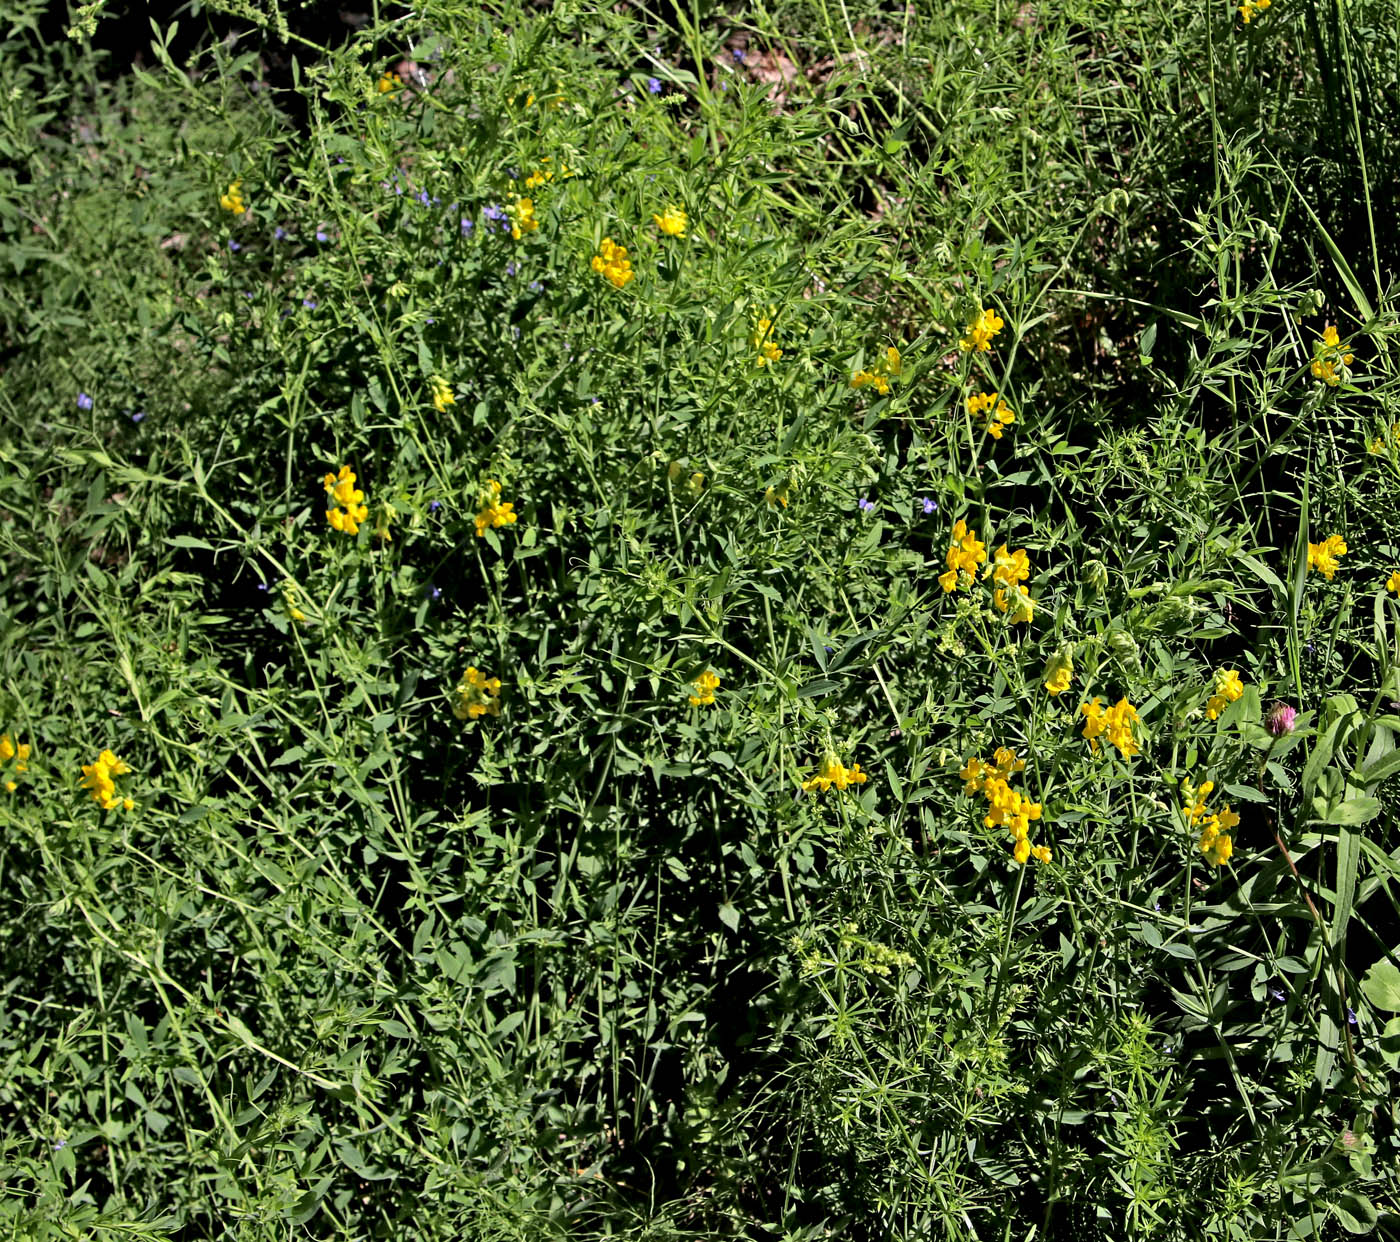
xmin=1239 ymin=0 xmax=1270 ymax=23
xmin=474 ymin=479 xmax=518 ymax=537
xmin=0 ymin=733 xmax=31 ymax=793
xmin=1043 ymin=647 xmax=1074 ymax=695
xmin=960 ymin=747 xmax=1050 ymax=865
xmin=938 ymin=519 xmax=988 ymax=593
xmin=1205 ymin=667 xmax=1244 ymax=720
xmin=377 ymin=70 xmax=402 ymax=94
xmin=453 ymin=667 xmax=502 ymax=720
xmin=652 ymin=205 xmax=687 ymax=237
xmin=1081 ymin=697 xmax=1141 ymax=759
xmin=688 ymin=670 xmax=720 ymax=705
xmin=1311 ymin=324 xmax=1353 ymax=387
xmin=752 ymin=316 xmax=783 ymax=366
xmin=959 ymin=307 xmax=1004 ymax=353
xmin=1368 ymin=423 xmax=1399 ymax=454
xmin=967 ymin=391 xmax=1016 ymax=439
xmin=851 ymin=346 xmax=902 ymax=395
xmin=1307 ymin=532 xmax=1347 ymax=579
xmin=1388 ymin=570 xmax=1400 ymax=594
xmin=80 ymin=749 xmax=134 ymax=811
xmin=506 ymin=196 xmax=539 ymax=240
xmin=219 ymin=179 xmax=246 ymax=214
xmin=1183 ymin=779 xmax=1239 ymax=867
xmin=324 ymin=465 xmax=369 ymax=535
xmin=591 ymin=238 xmax=634 ymax=288
xmin=988 ymin=544 xmax=1035 ymax=625
xmin=430 ymin=376 xmax=455 ymax=413
xmin=801 ymin=752 xmax=868 ymax=793
xmin=523 ymin=166 xmax=554 ymax=191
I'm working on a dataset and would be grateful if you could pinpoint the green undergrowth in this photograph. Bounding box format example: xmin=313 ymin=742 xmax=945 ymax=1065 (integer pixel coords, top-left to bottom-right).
xmin=1 ymin=0 xmax=1399 ymax=1238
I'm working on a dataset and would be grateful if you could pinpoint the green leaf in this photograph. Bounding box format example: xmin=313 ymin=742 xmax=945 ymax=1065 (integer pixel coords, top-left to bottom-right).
xmin=1358 ymin=958 xmax=1400 ymax=1012
xmin=717 ymin=902 xmax=741 ymax=932
xmin=1331 ymin=1191 xmax=1378 ymax=1235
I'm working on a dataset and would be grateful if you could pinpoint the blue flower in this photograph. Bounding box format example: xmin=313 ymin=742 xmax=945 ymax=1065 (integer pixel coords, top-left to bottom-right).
xmin=273 ymin=226 xmax=286 ymax=240
xmin=1348 ymin=1007 xmax=1358 ymax=1026
xmin=228 ymin=239 xmax=240 ymax=252
xmin=858 ymin=497 xmax=875 ymax=513
xmin=131 ymin=411 xmax=145 ymax=423
xmin=76 ymin=392 xmax=93 ymax=411
xmin=732 ymin=48 xmax=746 ymax=63
xmin=528 ymin=280 xmax=543 ymax=293
xmin=302 ymin=298 xmax=317 ymax=309
xmin=647 ymin=77 xmax=662 ymax=94
xmin=426 ymin=584 xmax=442 ymax=600
xmin=429 ymin=500 xmax=441 ymax=513
xmin=920 ymin=497 xmax=937 ymax=515
xmin=417 ymin=190 xmax=430 ymax=206
xmin=315 ymin=230 xmax=328 ymax=242
xmin=505 ymin=262 xmax=517 ymax=277
xmin=461 ymin=217 xmax=474 ymax=235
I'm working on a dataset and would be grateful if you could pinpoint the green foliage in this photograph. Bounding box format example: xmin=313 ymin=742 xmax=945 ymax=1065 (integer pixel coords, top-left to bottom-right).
xmin=1 ymin=0 xmax=1400 ymax=1237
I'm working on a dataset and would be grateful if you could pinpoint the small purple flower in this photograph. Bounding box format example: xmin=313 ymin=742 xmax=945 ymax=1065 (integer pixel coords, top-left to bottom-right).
xmin=315 ymin=230 xmax=328 ymax=242
xmin=428 ymin=500 xmax=441 ymax=513
xmin=512 ymin=325 xmax=521 ymax=339
xmin=242 ymin=291 xmax=254 ymax=299
xmin=647 ymin=77 xmax=662 ymax=94
xmin=257 ymin=582 xmax=271 ymax=592
xmin=505 ymin=262 xmax=517 ymax=277
xmin=1348 ymin=1007 xmax=1357 ymax=1026
xmin=52 ymin=1140 xmax=67 ymax=1151
xmin=590 ymin=396 xmax=601 ymax=405
xmin=228 ymin=239 xmax=240 ymax=252
xmin=732 ymin=48 xmax=746 ymax=63
xmin=1266 ymin=702 xmax=1298 ymax=736
xmin=417 ymin=190 xmax=430 ymax=207
xmin=302 ymin=298 xmax=317 ymax=309
xmin=394 ymin=183 xmax=403 ymax=196
xmin=77 ymin=392 xmax=93 ymax=410
xmin=131 ymin=411 xmax=145 ymax=423
xmin=461 ymin=217 xmax=474 ymax=235
xmin=273 ymin=226 xmax=286 ymax=240
xmin=858 ymin=497 xmax=875 ymax=513
xmin=920 ymin=497 xmax=937 ymax=515
xmin=528 ymin=280 xmax=543 ymax=293
xmin=336 ymin=155 xmax=346 ymax=164
xmin=426 ymin=584 xmax=442 ymax=600
xmin=1270 ymin=985 xmax=1286 ymax=1002
xmin=426 ymin=317 xmax=435 ymax=325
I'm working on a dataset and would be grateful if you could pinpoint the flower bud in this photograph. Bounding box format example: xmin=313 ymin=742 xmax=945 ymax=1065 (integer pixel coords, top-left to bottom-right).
xmin=1081 ymin=558 xmax=1109 ymax=592
xmin=1106 ymin=628 xmax=1141 ymax=671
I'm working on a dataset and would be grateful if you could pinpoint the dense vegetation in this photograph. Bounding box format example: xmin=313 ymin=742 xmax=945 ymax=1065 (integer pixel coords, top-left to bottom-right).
xmin=2 ymin=0 xmax=1399 ymax=1237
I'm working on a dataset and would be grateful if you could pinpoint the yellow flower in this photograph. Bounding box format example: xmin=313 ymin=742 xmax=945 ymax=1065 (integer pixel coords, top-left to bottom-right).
xmin=0 ymin=733 xmax=30 ymax=790
xmin=765 ymin=482 xmax=790 ymax=509
xmin=967 ymin=391 xmax=1016 ymax=439
xmin=801 ymin=753 xmax=869 ymax=793
xmin=1186 ymin=778 xmax=1239 ymax=866
xmin=850 ymin=345 xmax=901 ymax=395
xmin=324 ymin=465 xmax=369 ymax=535
xmin=688 ymin=472 xmax=706 ymax=497
xmin=994 ymin=585 xmax=1035 ymax=625
xmin=1387 ymin=570 xmax=1400 ymax=594
xmin=219 ymin=179 xmax=246 ymax=214
xmin=959 ymin=307 xmax=1004 ymax=352
xmin=752 ymin=316 xmax=783 ymax=366
xmin=282 ymin=583 xmax=309 ymax=623
xmin=430 ymin=376 xmax=455 ymax=413
xmin=506 ymin=196 xmax=539 ymax=240
xmin=377 ymin=70 xmax=402 ymax=94
xmin=1205 ymin=667 xmax=1245 ymax=719
xmin=473 ymin=479 xmax=518 ymax=538
xmin=1043 ymin=648 xmax=1073 ymax=695
xmin=1082 ymin=697 xmax=1140 ymax=758
xmin=1311 ymin=324 xmax=1354 ymax=387
xmin=959 ymin=746 xmax=1049 ymax=865
xmin=453 ymin=666 xmax=503 ymax=720
xmin=0 ymin=734 xmax=12 ymax=762
xmin=591 ymin=237 xmax=634 ymax=288
xmin=941 ymin=519 xmax=988 ymax=592
xmin=1239 ymin=0 xmax=1270 ymax=21
xmin=523 ymin=167 xmax=555 ymax=191
xmin=80 ymin=749 xmax=133 ymax=810
xmin=652 ymin=205 xmax=687 ymax=237
xmin=688 ymin=670 xmax=720 ymax=706
xmin=1306 ymin=532 xmax=1348 ymax=580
